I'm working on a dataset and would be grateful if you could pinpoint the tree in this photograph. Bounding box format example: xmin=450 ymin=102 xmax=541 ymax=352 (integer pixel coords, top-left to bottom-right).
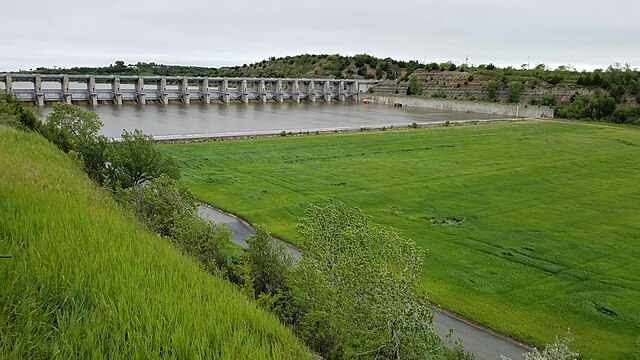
xmin=486 ymin=80 xmax=499 ymax=101
xmin=41 ymin=103 xmax=103 ymax=152
xmin=554 ymin=93 xmax=590 ymax=119
xmin=507 ymin=81 xmax=524 ymax=103
xmin=109 ymin=129 xmax=180 ymax=188
xmin=244 ymin=226 xmax=292 ymax=298
xmin=40 ymin=103 xmax=110 ymax=183
xmin=406 ymin=76 xmax=423 ymax=96
xmin=292 ymin=203 xmax=442 ymax=359
xmin=589 ymin=95 xmax=616 ymax=119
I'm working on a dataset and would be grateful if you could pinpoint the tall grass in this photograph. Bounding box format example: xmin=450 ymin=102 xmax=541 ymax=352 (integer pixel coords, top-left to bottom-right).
xmin=0 ymin=125 xmax=310 ymax=359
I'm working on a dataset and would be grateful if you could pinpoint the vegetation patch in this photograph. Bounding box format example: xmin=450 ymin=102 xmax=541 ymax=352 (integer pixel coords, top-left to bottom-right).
xmin=425 ymin=216 xmax=466 ymax=225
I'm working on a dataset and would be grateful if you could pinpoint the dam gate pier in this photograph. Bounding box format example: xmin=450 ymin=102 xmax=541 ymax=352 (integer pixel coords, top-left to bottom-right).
xmin=1 ymin=74 xmax=376 ymax=106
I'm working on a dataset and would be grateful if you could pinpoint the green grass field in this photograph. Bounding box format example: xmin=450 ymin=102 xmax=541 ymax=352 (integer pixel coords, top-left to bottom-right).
xmin=0 ymin=125 xmax=310 ymax=359
xmin=163 ymin=121 xmax=640 ymax=359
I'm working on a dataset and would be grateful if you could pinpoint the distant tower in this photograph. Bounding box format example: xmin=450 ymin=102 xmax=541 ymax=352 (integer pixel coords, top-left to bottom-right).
xmin=465 ymin=55 xmax=469 ymax=66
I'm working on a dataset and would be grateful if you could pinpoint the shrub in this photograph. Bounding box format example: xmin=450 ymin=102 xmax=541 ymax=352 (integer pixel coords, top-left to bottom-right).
xmin=486 ymin=80 xmax=499 ymax=100
xmin=406 ymin=76 xmax=423 ymax=96
xmin=608 ymin=105 xmax=640 ymax=124
xmin=540 ymin=93 xmax=557 ymax=107
xmin=243 ymin=226 xmax=292 ymax=299
xmin=292 ymin=203 xmax=442 ymax=359
xmin=0 ymin=92 xmax=41 ymax=132
xmin=109 ymin=129 xmax=180 ymax=188
xmin=507 ymin=81 xmax=524 ymax=103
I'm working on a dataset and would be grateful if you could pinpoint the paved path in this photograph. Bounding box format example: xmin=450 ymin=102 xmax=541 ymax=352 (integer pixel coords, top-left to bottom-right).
xmin=197 ymin=203 xmax=530 ymax=360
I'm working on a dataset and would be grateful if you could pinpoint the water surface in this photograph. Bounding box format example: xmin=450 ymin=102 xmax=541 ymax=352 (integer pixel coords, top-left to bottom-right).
xmin=42 ymin=101 xmax=509 ymax=138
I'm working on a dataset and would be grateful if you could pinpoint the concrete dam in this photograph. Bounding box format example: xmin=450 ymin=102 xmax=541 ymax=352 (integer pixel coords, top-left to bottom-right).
xmin=1 ymin=74 xmax=375 ymax=106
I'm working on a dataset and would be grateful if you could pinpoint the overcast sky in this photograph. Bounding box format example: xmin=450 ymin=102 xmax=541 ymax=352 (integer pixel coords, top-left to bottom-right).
xmin=3 ymin=0 xmax=639 ymax=72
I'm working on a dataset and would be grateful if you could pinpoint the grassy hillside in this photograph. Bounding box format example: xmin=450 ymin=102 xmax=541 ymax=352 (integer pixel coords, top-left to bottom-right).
xmin=163 ymin=121 xmax=640 ymax=359
xmin=0 ymin=125 xmax=310 ymax=359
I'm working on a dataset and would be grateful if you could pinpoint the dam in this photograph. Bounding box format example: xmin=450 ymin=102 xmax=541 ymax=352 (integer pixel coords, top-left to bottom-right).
xmin=0 ymin=73 xmax=374 ymax=106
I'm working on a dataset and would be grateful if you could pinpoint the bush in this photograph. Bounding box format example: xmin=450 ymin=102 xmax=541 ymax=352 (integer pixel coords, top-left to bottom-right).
xmin=486 ymin=80 xmax=498 ymax=100
xmin=109 ymin=129 xmax=180 ymax=188
xmin=406 ymin=76 xmax=423 ymax=96
xmin=507 ymin=81 xmax=524 ymax=103
xmin=292 ymin=203 xmax=443 ymax=359
xmin=243 ymin=226 xmax=292 ymax=299
xmin=589 ymin=95 xmax=616 ymax=119
xmin=609 ymin=105 xmax=640 ymax=124
xmin=540 ymin=93 xmax=557 ymax=107
xmin=0 ymin=92 xmax=41 ymax=132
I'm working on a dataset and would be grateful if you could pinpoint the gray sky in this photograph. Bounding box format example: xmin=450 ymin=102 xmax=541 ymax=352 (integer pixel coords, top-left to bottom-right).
xmin=3 ymin=0 xmax=639 ymax=72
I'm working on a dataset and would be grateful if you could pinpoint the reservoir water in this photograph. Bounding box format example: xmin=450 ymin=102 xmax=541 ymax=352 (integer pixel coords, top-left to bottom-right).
xmin=40 ymin=101 xmax=510 ymax=139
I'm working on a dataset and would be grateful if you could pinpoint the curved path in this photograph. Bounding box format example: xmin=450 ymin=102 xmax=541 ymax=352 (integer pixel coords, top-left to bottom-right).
xmin=197 ymin=203 xmax=531 ymax=360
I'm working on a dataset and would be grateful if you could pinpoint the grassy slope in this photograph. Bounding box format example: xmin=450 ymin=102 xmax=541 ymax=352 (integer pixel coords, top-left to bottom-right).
xmin=163 ymin=121 xmax=640 ymax=359
xmin=0 ymin=125 xmax=310 ymax=359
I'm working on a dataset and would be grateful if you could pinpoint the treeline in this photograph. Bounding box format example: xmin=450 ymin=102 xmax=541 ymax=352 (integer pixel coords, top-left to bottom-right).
xmin=0 ymin=94 xmax=471 ymax=359
xmin=21 ymin=54 xmax=423 ymax=80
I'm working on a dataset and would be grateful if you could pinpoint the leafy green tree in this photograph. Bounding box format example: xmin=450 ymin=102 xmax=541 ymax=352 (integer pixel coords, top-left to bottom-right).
xmin=486 ymin=80 xmax=498 ymax=100
xmin=375 ymin=66 xmax=384 ymax=80
xmin=244 ymin=226 xmax=292 ymax=298
xmin=609 ymin=105 xmax=640 ymax=124
xmin=406 ymin=76 xmax=423 ymax=96
xmin=507 ymin=81 xmax=524 ymax=103
xmin=40 ymin=103 xmax=110 ymax=183
xmin=589 ymin=95 xmax=616 ymax=119
xmin=540 ymin=93 xmax=557 ymax=107
xmin=44 ymin=103 xmax=101 ymax=142
xmin=292 ymin=203 xmax=442 ymax=359
xmin=554 ymin=93 xmax=590 ymax=119
xmin=109 ymin=129 xmax=180 ymax=188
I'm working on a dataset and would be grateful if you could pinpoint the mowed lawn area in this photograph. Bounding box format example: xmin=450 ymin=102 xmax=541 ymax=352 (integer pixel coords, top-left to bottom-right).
xmin=163 ymin=121 xmax=640 ymax=359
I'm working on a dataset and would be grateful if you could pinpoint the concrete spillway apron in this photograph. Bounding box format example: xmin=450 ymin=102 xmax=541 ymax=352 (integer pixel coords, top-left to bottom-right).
xmin=197 ymin=203 xmax=530 ymax=360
